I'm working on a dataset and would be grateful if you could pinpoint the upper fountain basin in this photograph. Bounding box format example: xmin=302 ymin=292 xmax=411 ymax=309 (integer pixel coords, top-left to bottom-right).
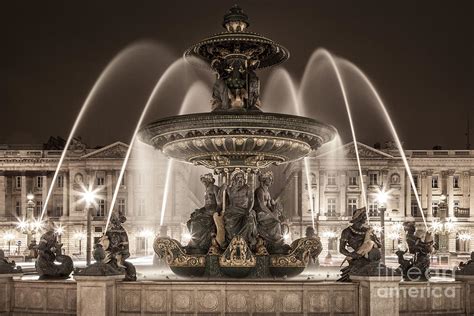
xmin=138 ymin=112 xmax=337 ymax=171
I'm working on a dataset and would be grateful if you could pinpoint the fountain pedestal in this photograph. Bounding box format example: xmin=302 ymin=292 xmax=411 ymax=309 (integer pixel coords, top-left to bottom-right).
xmin=75 ymin=275 xmax=123 ymax=316
xmin=351 ymin=275 xmax=401 ymax=316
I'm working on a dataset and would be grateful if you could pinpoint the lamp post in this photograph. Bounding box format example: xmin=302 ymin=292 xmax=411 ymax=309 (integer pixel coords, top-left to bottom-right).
xmin=3 ymin=231 xmax=15 ymax=255
xmin=376 ymin=189 xmax=389 ymax=264
xmin=432 ymin=194 xmax=455 ymax=264
xmin=16 ymin=193 xmax=44 ymax=255
xmin=73 ymin=231 xmax=86 ymax=255
xmin=81 ymin=187 xmax=97 ymax=266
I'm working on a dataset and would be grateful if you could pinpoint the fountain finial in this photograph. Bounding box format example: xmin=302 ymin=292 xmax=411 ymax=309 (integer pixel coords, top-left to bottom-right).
xmin=223 ymin=5 xmax=249 ymax=32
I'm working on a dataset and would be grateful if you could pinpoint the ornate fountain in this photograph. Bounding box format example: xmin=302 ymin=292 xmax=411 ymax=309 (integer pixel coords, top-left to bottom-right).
xmin=140 ymin=5 xmax=336 ymax=278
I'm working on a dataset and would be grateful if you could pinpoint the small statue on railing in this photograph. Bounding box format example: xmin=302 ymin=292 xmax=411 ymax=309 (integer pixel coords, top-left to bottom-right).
xmin=35 ymin=220 xmax=73 ymax=279
xmin=101 ymin=212 xmax=137 ymax=281
xmin=395 ymin=222 xmax=434 ymax=281
xmin=456 ymin=251 xmax=474 ymax=276
xmin=0 ymin=249 xmax=22 ymax=274
xmin=186 ymin=173 xmax=222 ymax=253
xmin=338 ymin=208 xmax=397 ymax=282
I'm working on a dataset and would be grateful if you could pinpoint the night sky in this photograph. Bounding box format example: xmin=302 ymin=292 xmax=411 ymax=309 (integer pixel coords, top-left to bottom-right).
xmin=2 ymin=1 xmax=472 ymax=149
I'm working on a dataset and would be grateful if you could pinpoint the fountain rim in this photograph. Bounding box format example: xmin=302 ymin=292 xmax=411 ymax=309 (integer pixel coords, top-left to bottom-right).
xmin=183 ymin=31 xmax=290 ymax=69
xmin=139 ymin=111 xmax=338 ymax=140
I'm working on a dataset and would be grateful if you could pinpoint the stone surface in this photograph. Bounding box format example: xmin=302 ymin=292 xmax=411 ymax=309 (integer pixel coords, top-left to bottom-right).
xmin=351 ymin=275 xmax=401 ymax=316
xmin=75 ymin=275 xmax=123 ymax=316
xmin=116 ymin=280 xmax=358 ymax=315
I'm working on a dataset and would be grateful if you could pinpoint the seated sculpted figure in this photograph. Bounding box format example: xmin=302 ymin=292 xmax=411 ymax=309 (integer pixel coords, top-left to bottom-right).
xmin=338 ymin=208 xmax=382 ymax=282
xmin=254 ymin=171 xmax=289 ymax=253
xmin=186 ymin=173 xmax=221 ymax=252
xmin=222 ymin=170 xmax=258 ymax=248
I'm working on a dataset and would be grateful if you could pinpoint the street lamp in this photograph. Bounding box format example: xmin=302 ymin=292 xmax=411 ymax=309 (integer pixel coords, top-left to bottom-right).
xmin=73 ymin=231 xmax=86 ymax=255
xmin=3 ymin=231 xmax=15 ymax=255
xmin=80 ymin=186 xmax=98 ymax=266
xmin=431 ymin=194 xmax=457 ymax=265
xmin=138 ymin=229 xmax=154 ymax=255
xmin=376 ymin=189 xmax=389 ymax=264
xmin=16 ymin=193 xmax=45 ymax=255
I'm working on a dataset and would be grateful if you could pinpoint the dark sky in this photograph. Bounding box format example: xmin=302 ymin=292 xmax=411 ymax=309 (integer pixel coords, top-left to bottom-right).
xmin=2 ymin=0 xmax=472 ymax=149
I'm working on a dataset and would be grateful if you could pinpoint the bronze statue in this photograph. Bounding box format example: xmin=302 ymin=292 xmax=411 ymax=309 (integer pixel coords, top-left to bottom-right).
xmin=101 ymin=212 xmax=137 ymax=281
xmin=457 ymin=251 xmax=474 ymax=276
xmin=254 ymin=171 xmax=289 ymax=253
xmin=0 ymin=249 xmax=22 ymax=274
xmin=223 ymin=170 xmax=258 ymax=247
xmin=35 ymin=220 xmax=73 ymax=279
xmin=396 ymin=222 xmax=433 ymax=281
xmin=338 ymin=208 xmax=382 ymax=282
xmin=186 ymin=173 xmax=222 ymax=253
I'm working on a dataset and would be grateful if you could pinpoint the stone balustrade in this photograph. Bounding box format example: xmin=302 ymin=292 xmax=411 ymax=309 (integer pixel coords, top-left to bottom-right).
xmin=0 ymin=274 xmax=473 ymax=315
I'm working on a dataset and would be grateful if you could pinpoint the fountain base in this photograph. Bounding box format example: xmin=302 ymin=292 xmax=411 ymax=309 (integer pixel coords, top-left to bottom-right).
xmin=154 ymin=235 xmax=322 ymax=279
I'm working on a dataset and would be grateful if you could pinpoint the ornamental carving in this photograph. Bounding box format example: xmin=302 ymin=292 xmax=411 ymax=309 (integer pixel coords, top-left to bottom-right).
xmin=269 ymin=237 xmax=322 ymax=268
xmin=219 ymin=235 xmax=256 ymax=268
xmin=153 ymin=237 xmax=206 ymax=267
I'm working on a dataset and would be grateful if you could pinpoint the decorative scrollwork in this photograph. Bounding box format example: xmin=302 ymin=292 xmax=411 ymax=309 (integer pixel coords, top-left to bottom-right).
xmin=154 ymin=237 xmax=206 ymax=267
xmin=269 ymin=237 xmax=322 ymax=268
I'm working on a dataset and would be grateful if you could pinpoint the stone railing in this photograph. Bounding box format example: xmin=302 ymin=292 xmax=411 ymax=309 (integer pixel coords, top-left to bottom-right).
xmin=0 ymin=274 xmax=472 ymax=315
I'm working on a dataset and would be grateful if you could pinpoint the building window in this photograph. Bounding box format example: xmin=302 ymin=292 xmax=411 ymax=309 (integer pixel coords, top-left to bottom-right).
xmin=432 ymin=199 xmax=439 ymax=217
xmin=456 ymin=233 xmax=469 ymax=253
xmin=94 ymin=227 xmax=103 ymax=233
xmin=453 ymin=176 xmax=460 ymax=189
xmin=136 ymin=237 xmax=146 ymax=254
xmin=137 ymin=173 xmax=144 ymax=186
xmin=411 ymin=200 xmax=419 ymax=216
xmin=97 ymin=199 xmax=106 ymax=217
xmin=57 ymin=175 xmax=64 ymax=188
xmin=15 ymin=201 xmax=21 ymax=216
xmin=368 ymin=200 xmax=379 ymax=216
xmin=413 ymin=175 xmax=419 ymax=188
xmin=96 ymin=172 xmax=105 ymax=186
xmin=347 ymin=198 xmax=358 ymax=215
xmin=328 ymin=237 xmax=338 ymax=251
xmin=432 ymin=176 xmax=438 ymax=188
xmin=326 ymin=198 xmax=336 ymax=216
xmin=137 ymin=198 xmax=145 ymax=216
xmin=36 ymin=176 xmax=43 ymax=189
xmin=35 ymin=201 xmax=43 ymax=217
xmin=53 ymin=199 xmax=63 ymax=217
xmin=369 ymin=173 xmax=378 ymax=185
xmin=327 ymin=172 xmax=336 ymax=186
xmin=118 ymin=198 xmax=126 ymax=215
xmin=15 ymin=176 xmax=21 ymax=189
xmin=348 ymin=176 xmax=357 ymax=186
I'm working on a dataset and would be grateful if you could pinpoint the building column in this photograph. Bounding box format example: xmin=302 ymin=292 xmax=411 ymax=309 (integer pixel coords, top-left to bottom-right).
xmin=69 ymin=170 xmax=76 ymax=214
xmin=462 ymin=171 xmax=469 ymax=209
xmin=20 ymin=174 xmax=27 ymax=216
xmin=293 ymin=172 xmax=299 ymax=219
xmin=405 ymin=171 xmax=412 ymax=218
xmin=0 ymin=173 xmax=5 ymax=217
xmin=127 ymin=171 xmax=134 ymax=216
xmin=106 ymin=171 xmax=113 ymax=213
xmin=339 ymin=172 xmax=346 ymax=216
xmin=42 ymin=174 xmax=48 ymax=215
xmin=362 ymin=169 xmax=368 ymax=208
xmin=319 ymin=170 xmax=325 ymax=214
xmin=381 ymin=169 xmax=389 ymax=189
xmin=469 ymin=170 xmax=474 ymax=220
xmin=63 ymin=173 xmax=68 ymax=216
xmin=426 ymin=171 xmax=433 ymax=221
xmin=420 ymin=171 xmax=427 ymax=210
xmin=447 ymin=169 xmax=455 ymax=217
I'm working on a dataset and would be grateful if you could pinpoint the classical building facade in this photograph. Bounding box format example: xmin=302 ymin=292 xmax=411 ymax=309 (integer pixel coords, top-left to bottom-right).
xmin=279 ymin=142 xmax=474 ymax=262
xmin=0 ymin=138 xmax=202 ymax=258
xmin=1 ymin=139 xmax=473 ymax=260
